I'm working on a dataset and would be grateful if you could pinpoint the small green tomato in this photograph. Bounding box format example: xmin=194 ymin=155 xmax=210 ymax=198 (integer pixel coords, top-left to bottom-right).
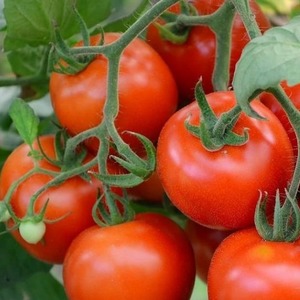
xmin=19 ymin=220 xmax=46 ymax=244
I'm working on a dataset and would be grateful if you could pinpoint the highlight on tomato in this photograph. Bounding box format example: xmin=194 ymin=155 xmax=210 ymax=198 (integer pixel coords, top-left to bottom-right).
xmin=146 ymin=0 xmax=271 ymax=102
xmin=50 ymin=32 xmax=179 ymax=154
xmin=157 ymin=90 xmax=294 ymax=230
xmin=63 ymin=212 xmax=196 ymax=300
xmin=207 ymin=228 xmax=300 ymax=299
xmin=0 ymin=135 xmax=101 ymax=264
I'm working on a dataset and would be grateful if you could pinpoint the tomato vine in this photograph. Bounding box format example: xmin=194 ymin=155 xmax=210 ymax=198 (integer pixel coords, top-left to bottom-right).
xmin=0 ymin=0 xmax=300 ymax=298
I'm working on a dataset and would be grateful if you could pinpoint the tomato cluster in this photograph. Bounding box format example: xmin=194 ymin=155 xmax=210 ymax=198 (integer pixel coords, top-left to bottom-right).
xmin=0 ymin=0 xmax=299 ymax=299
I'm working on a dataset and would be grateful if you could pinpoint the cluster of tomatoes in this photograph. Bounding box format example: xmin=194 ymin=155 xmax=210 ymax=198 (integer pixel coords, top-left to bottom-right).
xmin=1 ymin=0 xmax=300 ymax=299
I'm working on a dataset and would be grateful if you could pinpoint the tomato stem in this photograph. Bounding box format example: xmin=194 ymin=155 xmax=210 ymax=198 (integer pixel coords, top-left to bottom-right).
xmin=177 ymin=1 xmax=236 ymax=91
xmin=185 ymin=82 xmax=248 ymax=151
xmin=231 ymin=0 xmax=300 ymax=241
xmin=230 ymin=0 xmax=263 ymax=39
xmin=267 ymin=86 xmax=300 ymax=201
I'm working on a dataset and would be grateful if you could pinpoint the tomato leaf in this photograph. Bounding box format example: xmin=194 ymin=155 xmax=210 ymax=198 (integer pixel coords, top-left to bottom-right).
xmin=233 ymin=16 xmax=300 ymax=116
xmin=0 ymin=0 xmax=5 ymax=30
xmin=3 ymin=0 xmax=111 ymax=50
xmin=6 ymin=46 xmax=50 ymax=99
xmin=101 ymin=0 xmax=149 ymax=32
xmin=0 ymin=272 xmax=67 ymax=300
xmin=9 ymin=98 xmax=39 ymax=146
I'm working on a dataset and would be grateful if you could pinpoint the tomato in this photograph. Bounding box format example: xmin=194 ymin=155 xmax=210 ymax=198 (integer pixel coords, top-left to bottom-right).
xmin=19 ymin=220 xmax=46 ymax=244
xmin=260 ymin=81 xmax=300 ymax=157
xmin=207 ymin=228 xmax=300 ymax=299
xmin=185 ymin=219 xmax=233 ymax=282
xmin=128 ymin=170 xmax=165 ymax=202
xmin=157 ymin=91 xmax=294 ymax=230
xmin=146 ymin=0 xmax=270 ymax=102
xmin=50 ymin=32 xmax=178 ymax=154
xmin=0 ymin=135 xmax=101 ymax=264
xmin=63 ymin=212 xmax=196 ymax=300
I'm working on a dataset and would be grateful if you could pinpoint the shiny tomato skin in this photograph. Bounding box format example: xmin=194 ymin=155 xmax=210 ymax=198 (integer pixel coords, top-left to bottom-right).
xmin=157 ymin=91 xmax=294 ymax=230
xmin=0 ymin=135 xmax=100 ymax=264
xmin=50 ymin=33 xmax=178 ymax=154
xmin=63 ymin=212 xmax=196 ymax=300
xmin=185 ymin=220 xmax=233 ymax=282
xmin=260 ymin=81 xmax=300 ymax=157
xmin=208 ymin=228 xmax=300 ymax=299
xmin=128 ymin=170 xmax=165 ymax=202
xmin=146 ymin=0 xmax=270 ymax=102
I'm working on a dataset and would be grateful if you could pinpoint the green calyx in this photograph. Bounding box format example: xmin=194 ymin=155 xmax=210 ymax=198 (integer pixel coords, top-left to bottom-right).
xmin=92 ymin=188 xmax=135 ymax=227
xmin=49 ymin=5 xmax=104 ymax=75
xmin=255 ymin=189 xmax=300 ymax=242
xmin=185 ymin=82 xmax=249 ymax=151
xmin=155 ymin=0 xmax=198 ymax=45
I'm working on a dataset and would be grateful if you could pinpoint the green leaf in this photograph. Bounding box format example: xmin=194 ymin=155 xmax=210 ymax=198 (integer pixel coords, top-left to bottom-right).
xmin=7 ymin=46 xmax=46 ymax=77
xmin=233 ymin=16 xmax=300 ymax=115
xmin=0 ymin=0 xmax=5 ymax=30
xmin=0 ymin=272 xmax=67 ymax=300
xmin=0 ymin=223 xmax=51 ymax=289
xmin=3 ymin=0 xmax=111 ymax=50
xmin=7 ymin=45 xmax=49 ymax=99
xmin=101 ymin=0 xmax=149 ymax=32
xmin=9 ymin=98 xmax=39 ymax=146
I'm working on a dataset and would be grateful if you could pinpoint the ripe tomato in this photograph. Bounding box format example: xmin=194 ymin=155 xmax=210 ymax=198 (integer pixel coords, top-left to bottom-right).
xmin=157 ymin=91 xmax=294 ymax=230
xmin=50 ymin=32 xmax=178 ymax=154
xmin=146 ymin=0 xmax=270 ymax=102
xmin=260 ymin=81 xmax=300 ymax=157
xmin=128 ymin=170 xmax=165 ymax=202
xmin=0 ymin=135 xmax=100 ymax=264
xmin=63 ymin=212 xmax=196 ymax=300
xmin=208 ymin=228 xmax=300 ymax=299
xmin=185 ymin=220 xmax=233 ymax=282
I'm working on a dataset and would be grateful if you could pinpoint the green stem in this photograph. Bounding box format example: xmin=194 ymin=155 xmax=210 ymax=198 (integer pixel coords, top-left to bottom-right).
xmin=27 ymin=157 xmax=98 ymax=217
xmin=268 ymin=86 xmax=300 ymax=201
xmin=2 ymin=168 xmax=37 ymax=221
xmin=230 ymin=0 xmax=262 ymax=39
xmin=0 ymin=74 xmax=49 ymax=87
xmin=178 ymin=1 xmax=236 ymax=91
xmin=63 ymin=126 xmax=100 ymax=160
xmin=70 ymin=0 xmax=180 ymax=58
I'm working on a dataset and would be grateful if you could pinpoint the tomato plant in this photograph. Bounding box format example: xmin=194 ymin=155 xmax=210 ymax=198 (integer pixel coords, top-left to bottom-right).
xmin=1 ymin=0 xmax=300 ymax=298
xmin=0 ymin=135 xmax=101 ymax=264
xmin=185 ymin=219 xmax=233 ymax=282
xmin=207 ymin=228 xmax=300 ymax=299
xmin=260 ymin=81 xmax=300 ymax=157
xmin=146 ymin=0 xmax=271 ymax=102
xmin=157 ymin=91 xmax=294 ymax=230
xmin=50 ymin=32 xmax=178 ymax=154
xmin=63 ymin=212 xmax=196 ymax=300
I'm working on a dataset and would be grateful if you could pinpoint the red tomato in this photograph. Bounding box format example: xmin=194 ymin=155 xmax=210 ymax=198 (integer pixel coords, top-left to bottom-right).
xmin=0 ymin=135 xmax=101 ymax=264
xmin=128 ymin=170 xmax=165 ymax=202
xmin=157 ymin=91 xmax=294 ymax=230
xmin=50 ymin=32 xmax=178 ymax=154
xmin=185 ymin=220 xmax=233 ymax=282
xmin=208 ymin=228 xmax=300 ymax=299
xmin=260 ymin=81 xmax=300 ymax=157
xmin=63 ymin=212 xmax=196 ymax=300
xmin=146 ymin=0 xmax=270 ymax=102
